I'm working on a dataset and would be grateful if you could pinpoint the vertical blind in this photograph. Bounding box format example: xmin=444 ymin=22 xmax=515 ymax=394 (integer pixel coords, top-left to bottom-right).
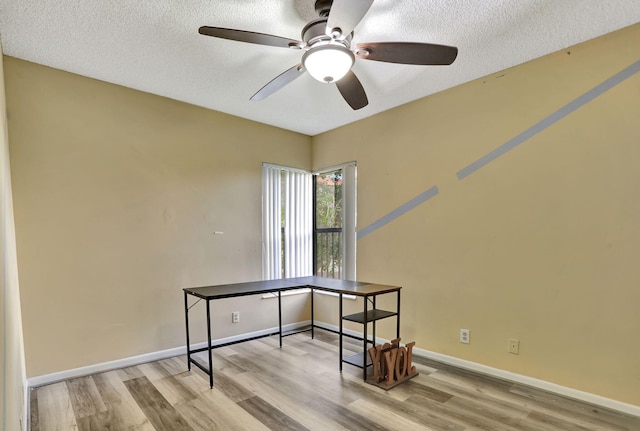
xmin=261 ymin=165 xmax=282 ymax=280
xmin=284 ymin=169 xmax=312 ymax=277
xmin=341 ymin=163 xmax=357 ymax=280
xmin=262 ymin=165 xmax=312 ymax=279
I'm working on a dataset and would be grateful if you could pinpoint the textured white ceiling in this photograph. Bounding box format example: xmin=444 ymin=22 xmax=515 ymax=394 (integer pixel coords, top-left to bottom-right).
xmin=1 ymin=1 xmax=639 ymax=135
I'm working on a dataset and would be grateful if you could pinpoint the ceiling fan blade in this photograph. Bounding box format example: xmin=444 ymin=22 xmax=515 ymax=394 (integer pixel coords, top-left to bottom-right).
xmin=335 ymin=70 xmax=368 ymax=110
xmin=199 ymin=26 xmax=302 ymax=49
xmin=355 ymin=42 xmax=458 ymax=65
xmin=250 ymin=64 xmax=306 ymax=101
xmin=326 ymin=0 xmax=374 ymax=38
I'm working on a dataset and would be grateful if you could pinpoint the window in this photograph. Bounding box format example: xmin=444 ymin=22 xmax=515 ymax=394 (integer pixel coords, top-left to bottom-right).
xmin=262 ymin=164 xmax=312 ymax=279
xmin=314 ymin=170 xmax=343 ymax=278
xmin=262 ymin=162 xmax=356 ymax=280
xmin=314 ymin=163 xmax=356 ymax=280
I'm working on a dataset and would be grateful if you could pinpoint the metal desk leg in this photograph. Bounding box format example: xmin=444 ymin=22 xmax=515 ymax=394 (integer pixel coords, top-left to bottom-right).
xmin=372 ymin=296 xmax=376 ymax=349
xmin=278 ymin=290 xmax=283 ymax=348
xmin=311 ymin=287 xmax=315 ymax=339
xmin=397 ymin=290 xmax=401 ymax=339
xmin=363 ymin=295 xmax=368 ymax=381
xmin=339 ymin=293 xmax=343 ymax=372
xmin=184 ymin=291 xmax=191 ymax=371
xmin=206 ymin=299 xmax=213 ymax=388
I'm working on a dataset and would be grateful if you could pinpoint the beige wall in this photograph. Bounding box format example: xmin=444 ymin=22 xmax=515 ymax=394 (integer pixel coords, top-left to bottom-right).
xmin=5 ymin=22 xmax=639 ymax=410
xmin=312 ymin=24 xmax=640 ymax=405
xmin=1 ymin=44 xmax=28 ymax=430
xmin=5 ymin=57 xmax=311 ymax=377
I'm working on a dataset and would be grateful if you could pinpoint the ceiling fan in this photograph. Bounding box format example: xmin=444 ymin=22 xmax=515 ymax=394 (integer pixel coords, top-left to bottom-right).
xmin=199 ymin=0 xmax=458 ymax=110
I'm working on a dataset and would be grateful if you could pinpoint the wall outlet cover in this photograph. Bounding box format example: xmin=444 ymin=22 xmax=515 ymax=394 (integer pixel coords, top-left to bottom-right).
xmin=509 ymin=338 xmax=520 ymax=354
xmin=460 ymin=328 xmax=470 ymax=344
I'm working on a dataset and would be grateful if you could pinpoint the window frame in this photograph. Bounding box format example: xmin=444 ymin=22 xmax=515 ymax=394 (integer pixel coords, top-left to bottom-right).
xmin=312 ymin=162 xmax=356 ymax=280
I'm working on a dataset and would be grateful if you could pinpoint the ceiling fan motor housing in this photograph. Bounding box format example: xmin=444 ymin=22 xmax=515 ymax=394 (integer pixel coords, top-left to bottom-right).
xmin=314 ymin=0 xmax=333 ymax=17
xmin=302 ymin=17 xmax=352 ymax=46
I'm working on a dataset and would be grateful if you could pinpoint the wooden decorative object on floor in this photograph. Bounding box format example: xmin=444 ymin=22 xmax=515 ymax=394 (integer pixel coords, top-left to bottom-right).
xmin=367 ymin=338 xmax=419 ymax=389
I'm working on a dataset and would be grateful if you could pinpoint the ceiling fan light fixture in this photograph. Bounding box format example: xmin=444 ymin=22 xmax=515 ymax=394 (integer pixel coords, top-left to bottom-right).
xmin=302 ymin=44 xmax=354 ymax=83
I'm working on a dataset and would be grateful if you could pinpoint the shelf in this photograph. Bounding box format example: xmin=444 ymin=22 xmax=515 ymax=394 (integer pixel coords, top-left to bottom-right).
xmin=342 ymin=309 xmax=397 ymax=324
xmin=337 ymin=289 xmax=400 ymax=382
xmin=342 ymin=351 xmax=372 ymax=369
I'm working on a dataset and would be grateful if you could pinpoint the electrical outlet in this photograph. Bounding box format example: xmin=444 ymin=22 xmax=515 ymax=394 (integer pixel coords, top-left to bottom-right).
xmin=232 ymin=311 xmax=240 ymax=323
xmin=509 ymin=338 xmax=520 ymax=354
xmin=460 ymin=328 xmax=470 ymax=344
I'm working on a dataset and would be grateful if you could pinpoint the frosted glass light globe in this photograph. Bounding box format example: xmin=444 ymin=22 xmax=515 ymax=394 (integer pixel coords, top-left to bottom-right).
xmin=302 ymin=45 xmax=355 ymax=83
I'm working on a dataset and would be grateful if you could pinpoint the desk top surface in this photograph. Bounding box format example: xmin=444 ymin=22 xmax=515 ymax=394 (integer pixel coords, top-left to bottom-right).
xmin=183 ymin=276 xmax=401 ymax=300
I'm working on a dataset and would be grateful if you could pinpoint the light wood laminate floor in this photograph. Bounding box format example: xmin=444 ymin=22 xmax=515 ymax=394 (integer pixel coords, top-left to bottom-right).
xmin=30 ymin=330 xmax=640 ymax=430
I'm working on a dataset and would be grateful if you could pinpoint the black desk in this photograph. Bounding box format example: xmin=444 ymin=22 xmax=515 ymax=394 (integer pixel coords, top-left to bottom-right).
xmin=184 ymin=276 xmax=401 ymax=387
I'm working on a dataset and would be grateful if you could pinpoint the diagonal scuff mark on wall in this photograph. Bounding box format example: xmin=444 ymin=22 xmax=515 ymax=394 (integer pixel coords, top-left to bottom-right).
xmin=356 ymin=60 xmax=640 ymax=239
xmin=457 ymin=60 xmax=640 ymax=180
xmin=357 ymin=186 xmax=439 ymax=240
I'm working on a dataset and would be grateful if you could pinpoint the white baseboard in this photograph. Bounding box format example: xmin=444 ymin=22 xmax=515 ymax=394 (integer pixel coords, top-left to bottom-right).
xmin=412 ymin=347 xmax=640 ymax=418
xmin=26 ymin=321 xmax=640 ymax=418
xmin=313 ymin=322 xmax=640 ymax=418
xmin=26 ymin=321 xmax=310 ymax=388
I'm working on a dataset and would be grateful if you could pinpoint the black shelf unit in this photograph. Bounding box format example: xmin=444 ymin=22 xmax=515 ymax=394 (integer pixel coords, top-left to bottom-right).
xmin=339 ymin=290 xmax=401 ymax=380
xmin=343 ymin=309 xmax=397 ymax=323
xmin=343 ymin=351 xmax=372 ymax=368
